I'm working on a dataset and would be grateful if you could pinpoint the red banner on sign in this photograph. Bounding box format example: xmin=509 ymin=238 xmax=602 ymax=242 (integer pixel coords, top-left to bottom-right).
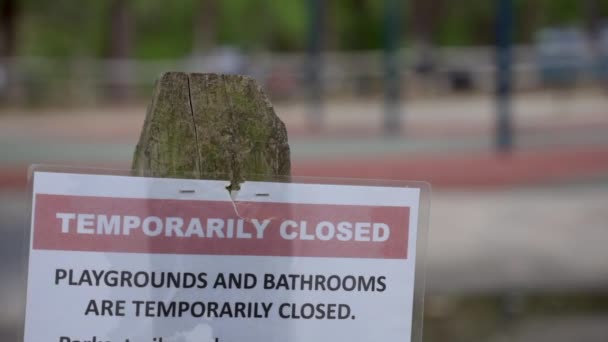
xmin=33 ymin=194 xmax=409 ymax=259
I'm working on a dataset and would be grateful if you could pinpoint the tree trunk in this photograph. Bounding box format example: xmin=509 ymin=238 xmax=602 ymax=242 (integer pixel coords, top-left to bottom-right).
xmin=0 ymin=0 xmax=18 ymax=104
xmin=106 ymin=0 xmax=134 ymax=103
xmin=193 ymin=0 xmax=218 ymax=55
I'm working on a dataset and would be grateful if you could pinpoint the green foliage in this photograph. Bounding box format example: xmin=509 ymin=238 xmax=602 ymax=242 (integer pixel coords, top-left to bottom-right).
xmin=334 ymin=0 xmax=384 ymax=50
xmin=541 ymin=0 xmax=583 ymax=26
xmin=435 ymin=0 xmax=496 ymax=46
xmin=265 ymin=1 xmax=307 ymax=51
xmin=216 ymin=0 xmax=264 ymax=49
xmin=132 ymin=0 xmax=198 ymax=58
xmin=216 ymin=0 xmax=307 ymax=51
xmin=19 ymin=0 xmax=109 ymax=56
xmin=15 ymin=0 xmax=601 ymax=58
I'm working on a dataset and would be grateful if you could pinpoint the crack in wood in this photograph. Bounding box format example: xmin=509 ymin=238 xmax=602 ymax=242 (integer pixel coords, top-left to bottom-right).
xmin=132 ymin=72 xmax=291 ymax=188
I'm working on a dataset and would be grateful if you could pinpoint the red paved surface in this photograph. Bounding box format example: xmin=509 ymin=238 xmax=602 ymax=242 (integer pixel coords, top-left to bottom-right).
xmin=2 ymin=146 xmax=607 ymax=191
xmin=293 ymin=147 xmax=608 ymax=188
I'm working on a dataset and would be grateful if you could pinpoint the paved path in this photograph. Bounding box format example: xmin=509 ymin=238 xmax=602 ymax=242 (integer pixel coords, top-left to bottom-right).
xmin=427 ymin=183 xmax=608 ymax=294
xmin=3 ymin=91 xmax=607 ymax=139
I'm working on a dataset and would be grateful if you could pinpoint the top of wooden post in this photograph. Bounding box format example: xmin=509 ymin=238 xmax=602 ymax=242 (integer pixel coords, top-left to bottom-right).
xmin=132 ymin=72 xmax=290 ymax=189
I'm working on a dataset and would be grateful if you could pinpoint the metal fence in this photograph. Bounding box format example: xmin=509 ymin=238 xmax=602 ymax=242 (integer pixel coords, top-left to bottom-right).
xmin=1 ymin=45 xmax=607 ymax=107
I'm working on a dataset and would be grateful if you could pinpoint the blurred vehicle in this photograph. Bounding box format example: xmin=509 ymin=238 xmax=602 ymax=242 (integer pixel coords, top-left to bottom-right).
xmin=447 ymin=68 xmax=475 ymax=93
xmin=264 ymin=66 xmax=298 ymax=101
xmin=199 ymin=46 xmax=248 ymax=75
xmin=536 ymin=27 xmax=590 ymax=89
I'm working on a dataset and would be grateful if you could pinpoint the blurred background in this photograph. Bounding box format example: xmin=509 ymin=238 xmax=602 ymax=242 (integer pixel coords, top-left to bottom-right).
xmin=2 ymin=0 xmax=608 ymax=341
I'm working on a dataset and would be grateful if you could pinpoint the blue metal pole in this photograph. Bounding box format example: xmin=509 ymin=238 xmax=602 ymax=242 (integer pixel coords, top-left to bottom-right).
xmin=496 ymin=0 xmax=514 ymax=151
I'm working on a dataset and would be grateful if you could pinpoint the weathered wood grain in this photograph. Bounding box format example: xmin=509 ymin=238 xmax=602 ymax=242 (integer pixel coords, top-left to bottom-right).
xmin=133 ymin=72 xmax=290 ymax=189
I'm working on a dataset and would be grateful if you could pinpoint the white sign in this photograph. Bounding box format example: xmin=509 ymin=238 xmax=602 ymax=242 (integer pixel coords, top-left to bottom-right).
xmin=25 ymin=171 xmax=422 ymax=342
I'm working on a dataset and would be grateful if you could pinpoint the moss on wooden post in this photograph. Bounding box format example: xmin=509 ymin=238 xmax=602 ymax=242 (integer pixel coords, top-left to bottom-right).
xmin=132 ymin=72 xmax=291 ymax=188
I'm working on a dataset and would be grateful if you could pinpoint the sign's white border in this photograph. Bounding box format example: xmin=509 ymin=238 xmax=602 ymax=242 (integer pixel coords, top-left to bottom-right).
xmin=22 ymin=165 xmax=430 ymax=342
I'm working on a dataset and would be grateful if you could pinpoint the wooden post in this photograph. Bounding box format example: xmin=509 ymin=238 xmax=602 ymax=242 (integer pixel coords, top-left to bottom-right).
xmin=132 ymin=72 xmax=291 ymax=188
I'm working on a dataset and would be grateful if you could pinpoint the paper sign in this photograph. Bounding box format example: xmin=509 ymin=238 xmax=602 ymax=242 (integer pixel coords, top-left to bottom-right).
xmin=25 ymin=171 xmax=422 ymax=342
